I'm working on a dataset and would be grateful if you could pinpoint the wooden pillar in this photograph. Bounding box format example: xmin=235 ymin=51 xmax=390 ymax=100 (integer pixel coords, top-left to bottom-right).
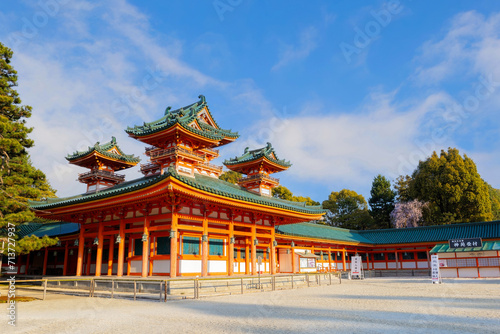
xmin=202 ymin=213 xmax=209 ymax=277
xmin=170 ymin=209 xmax=179 ymax=278
xmin=366 ymin=252 xmax=370 ymax=270
xmin=395 ymin=250 xmax=399 ymax=270
xmin=42 ymin=247 xmax=48 ymax=276
xmin=328 ymin=248 xmax=332 ymax=272
xmin=95 ymin=221 xmax=104 ymax=277
xmin=228 ymin=217 xmax=234 ymax=276
xmin=127 ymin=236 xmax=132 ymax=275
xmin=245 ymin=238 xmax=249 ymax=274
xmin=141 ymin=215 xmax=150 ymax=277
xmin=63 ymin=242 xmax=69 ymax=276
xmin=291 ymin=244 xmax=296 ymax=274
xmin=76 ymin=229 xmax=85 ymax=276
xmin=107 ymin=238 xmax=114 ymax=275
xmin=270 ymin=222 xmax=276 ymax=275
xmin=342 ymin=249 xmax=346 ymax=271
xmin=251 ymin=224 xmax=257 ymax=275
xmin=117 ymin=219 xmax=125 ymax=277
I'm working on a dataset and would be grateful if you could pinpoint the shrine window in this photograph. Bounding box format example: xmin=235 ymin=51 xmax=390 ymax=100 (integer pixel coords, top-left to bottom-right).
xmin=209 ymin=238 xmax=224 ymax=256
xmin=182 ymin=236 xmax=200 ymax=255
xmin=156 ymin=237 xmax=171 ymax=255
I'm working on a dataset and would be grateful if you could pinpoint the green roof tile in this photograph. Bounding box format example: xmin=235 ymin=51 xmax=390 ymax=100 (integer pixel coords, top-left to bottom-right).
xmin=224 ymin=142 xmax=291 ymax=168
xmin=29 ymin=168 xmax=325 ymax=215
xmin=277 ymin=223 xmax=373 ymax=244
xmin=66 ymin=136 xmax=140 ymax=164
xmin=125 ymin=95 xmax=239 ymax=140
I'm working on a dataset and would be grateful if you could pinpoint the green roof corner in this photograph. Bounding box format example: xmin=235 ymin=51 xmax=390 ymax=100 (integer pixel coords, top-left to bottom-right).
xmin=66 ymin=136 xmax=141 ymax=164
xmin=224 ymin=142 xmax=292 ymax=168
xmin=125 ymin=95 xmax=239 ymax=140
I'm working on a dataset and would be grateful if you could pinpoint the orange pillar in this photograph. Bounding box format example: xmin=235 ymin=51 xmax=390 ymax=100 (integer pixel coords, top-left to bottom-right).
xmin=63 ymin=242 xmax=69 ymax=276
xmin=245 ymin=238 xmax=249 ymax=274
xmin=202 ymin=215 xmax=208 ymax=277
xmin=141 ymin=216 xmax=150 ymax=277
xmin=270 ymin=223 xmax=276 ymax=275
xmin=117 ymin=219 xmax=125 ymax=277
xmin=328 ymin=248 xmax=332 ymax=272
xmin=127 ymin=236 xmax=132 ymax=276
xmin=251 ymin=225 xmax=257 ymax=275
xmin=107 ymin=238 xmax=114 ymax=275
xmin=170 ymin=210 xmax=178 ymax=278
xmin=291 ymin=245 xmax=296 ymax=273
xmin=228 ymin=219 xmax=234 ymax=276
xmin=42 ymin=248 xmax=48 ymax=276
xmin=95 ymin=221 xmax=104 ymax=277
xmin=76 ymin=229 xmax=85 ymax=276
xmin=342 ymin=249 xmax=347 ymax=271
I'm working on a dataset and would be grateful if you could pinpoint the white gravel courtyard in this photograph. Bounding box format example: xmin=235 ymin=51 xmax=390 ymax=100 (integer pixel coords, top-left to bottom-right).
xmin=7 ymin=278 xmax=500 ymax=334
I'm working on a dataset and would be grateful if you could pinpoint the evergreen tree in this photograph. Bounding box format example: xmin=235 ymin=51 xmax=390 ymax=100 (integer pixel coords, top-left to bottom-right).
xmin=394 ymin=175 xmax=412 ymax=202
xmin=272 ymin=185 xmax=319 ymax=205
xmin=0 ymin=42 xmax=57 ymax=254
xmin=410 ymin=148 xmax=492 ymax=224
xmin=368 ymin=174 xmax=396 ymax=229
xmin=486 ymin=183 xmax=500 ymax=221
xmin=322 ymin=189 xmax=373 ymax=230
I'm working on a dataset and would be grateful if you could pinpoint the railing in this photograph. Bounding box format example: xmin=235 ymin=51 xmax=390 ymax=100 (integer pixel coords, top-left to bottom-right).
xmin=149 ymin=147 xmax=205 ymax=160
xmin=201 ymin=147 xmax=220 ymax=155
xmin=140 ymin=163 xmax=160 ymax=171
xmin=196 ymin=162 xmax=223 ymax=172
xmin=0 ymin=272 xmax=341 ymax=303
xmin=78 ymin=170 xmax=125 ymax=181
xmin=239 ymin=173 xmax=279 ymax=184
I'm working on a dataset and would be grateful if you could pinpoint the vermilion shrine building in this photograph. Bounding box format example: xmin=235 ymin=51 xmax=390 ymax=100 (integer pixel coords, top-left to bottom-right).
xmin=15 ymin=96 xmax=500 ymax=279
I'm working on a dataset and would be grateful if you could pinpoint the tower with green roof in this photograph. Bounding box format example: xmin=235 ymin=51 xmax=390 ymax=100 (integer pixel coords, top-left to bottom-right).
xmin=126 ymin=95 xmax=239 ymax=178
xmin=66 ymin=136 xmax=140 ymax=193
xmin=224 ymin=142 xmax=291 ymax=196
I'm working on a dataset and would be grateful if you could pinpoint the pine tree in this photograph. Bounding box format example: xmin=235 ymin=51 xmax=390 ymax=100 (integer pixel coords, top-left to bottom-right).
xmin=322 ymin=189 xmax=373 ymax=230
xmin=0 ymin=42 xmax=57 ymax=253
xmin=369 ymin=174 xmax=396 ymax=229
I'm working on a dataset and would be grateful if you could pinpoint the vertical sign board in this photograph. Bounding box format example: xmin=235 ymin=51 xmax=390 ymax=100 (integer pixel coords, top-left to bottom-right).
xmin=431 ymin=254 xmax=441 ymax=284
xmin=351 ymin=255 xmax=362 ymax=278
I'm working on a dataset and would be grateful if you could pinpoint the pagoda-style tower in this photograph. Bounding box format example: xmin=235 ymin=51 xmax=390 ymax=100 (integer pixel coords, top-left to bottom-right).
xmin=66 ymin=136 xmax=140 ymax=193
xmin=224 ymin=142 xmax=291 ymax=196
xmin=125 ymin=95 xmax=239 ymax=178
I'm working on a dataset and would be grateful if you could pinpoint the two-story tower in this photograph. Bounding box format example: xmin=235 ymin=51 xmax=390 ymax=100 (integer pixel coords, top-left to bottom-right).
xmin=66 ymin=136 xmax=140 ymax=193
xmin=224 ymin=142 xmax=291 ymax=196
xmin=126 ymin=95 xmax=239 ymax=178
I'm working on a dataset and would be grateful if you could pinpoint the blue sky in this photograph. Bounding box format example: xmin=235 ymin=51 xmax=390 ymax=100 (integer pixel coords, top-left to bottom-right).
xmin=2 ymin=0 xmax=500 ymax=203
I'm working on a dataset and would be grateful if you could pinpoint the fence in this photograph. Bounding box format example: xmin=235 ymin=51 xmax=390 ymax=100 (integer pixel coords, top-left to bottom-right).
xmin=0 ymin=272 xmax=342 ymax=302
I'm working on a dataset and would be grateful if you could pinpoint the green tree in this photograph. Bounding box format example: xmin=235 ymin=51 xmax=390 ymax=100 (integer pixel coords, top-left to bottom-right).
xmin=369 ymin=174 xmax=396 ymax=229
xmin=410 ymin=148 xmax=492 ymax=224
xmin=219 ymin=170 xmax=241 ymax=184
xmin=272 ymin=185 xmax=319 ymax=205
xmin=272 ymin=185 xmax=293 ymax=201
xmin=486 ymin=183 xmax=500 ymax=220
xmin=322 ymin=189 xmax=373 ymax=230
xmin=394 ymin=175 xmax=412 ymax=202
xmin=0 ymin=42 xmax=57 ymax=255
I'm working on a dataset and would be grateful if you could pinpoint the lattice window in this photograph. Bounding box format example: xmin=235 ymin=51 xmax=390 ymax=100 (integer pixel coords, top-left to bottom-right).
xmin=209 ymin=238 xmax=224 ymax=256
xmin=182 ymin=236 xmax=200 ymax=255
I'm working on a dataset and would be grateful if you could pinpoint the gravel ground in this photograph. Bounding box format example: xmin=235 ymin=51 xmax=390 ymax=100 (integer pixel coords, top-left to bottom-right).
xmin=5 ymin=278 xmax=500 ymax=334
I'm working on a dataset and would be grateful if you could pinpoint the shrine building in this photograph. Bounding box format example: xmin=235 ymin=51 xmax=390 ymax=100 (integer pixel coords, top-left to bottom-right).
xmin=13 ymin=95 xmax=500 ymax=279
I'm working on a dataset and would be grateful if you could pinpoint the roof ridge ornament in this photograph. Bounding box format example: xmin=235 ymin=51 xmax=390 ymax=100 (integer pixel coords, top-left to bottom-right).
xmin=164 ymin=106 xmax=171 ymax=115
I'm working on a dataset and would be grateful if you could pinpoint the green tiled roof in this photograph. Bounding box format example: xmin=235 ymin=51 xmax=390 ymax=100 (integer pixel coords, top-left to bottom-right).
xmin=224 ymin=142 xmax=291 ymax=168
xmin=66 ymin=136 xmax=140 ymax=164
xmin=277 ymin=223 xmax=373 ymax=244
xmin=430 ymin=241 xmax=500 ymax=253
xmin=125 ymin=95 xmax=239 ymax=140
xmin=13 ymin=222 xmax=80 ymax=238
xmin=358 ymin=221 xmax=500 ymax=244
xmin=29 ymin=168 xmax=325 ymax=215
xmin=276 ymin=221 xmax=500 ymax=245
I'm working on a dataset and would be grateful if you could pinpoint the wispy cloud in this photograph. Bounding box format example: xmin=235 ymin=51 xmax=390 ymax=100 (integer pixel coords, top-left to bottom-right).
xmin=271 ymin=26 xmax=318 ymax=71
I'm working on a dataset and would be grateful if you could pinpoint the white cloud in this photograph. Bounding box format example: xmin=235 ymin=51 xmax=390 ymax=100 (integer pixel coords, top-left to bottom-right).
xmin=271 ymin=26 xmax=318 ymax=71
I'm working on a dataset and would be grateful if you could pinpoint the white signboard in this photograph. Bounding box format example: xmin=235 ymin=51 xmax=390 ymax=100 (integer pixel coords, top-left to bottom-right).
xmin=431 ymin=254 xmax=441 ymax=284
xmin=351 ymin=255 xmax=362 ymax=278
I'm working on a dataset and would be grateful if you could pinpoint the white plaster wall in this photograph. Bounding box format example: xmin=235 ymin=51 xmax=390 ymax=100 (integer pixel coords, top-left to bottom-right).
xmin=402 ymin=262 xmax=416 ymax=269
xmin=417 ymin=261 xmax=429 ymax=269
xmin=208 ymin=260 xmax=226 ymax=273
xmin=441 ymin=268 xmax=457 ymax=278
xmin=179 ymin=260 xmax=202 ymax=274
xmin=374 ymin=263 xmax=386 ymax=269
xmin=130 ymin=260 xmax=142 ymax=273
xmin=153 ymin=260 xmax=170 ymax=274
xmin=387 ymin=262 xmax=396 ymax=269
xmin=458 ymin=268 xmax=478 ymax=278
xmin=479 ymin=267 xmax=500 ymax=277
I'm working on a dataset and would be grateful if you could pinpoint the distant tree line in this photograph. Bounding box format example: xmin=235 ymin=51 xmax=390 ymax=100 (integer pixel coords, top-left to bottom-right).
xmin=220 ymin=147 xmax=500 ymax=230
